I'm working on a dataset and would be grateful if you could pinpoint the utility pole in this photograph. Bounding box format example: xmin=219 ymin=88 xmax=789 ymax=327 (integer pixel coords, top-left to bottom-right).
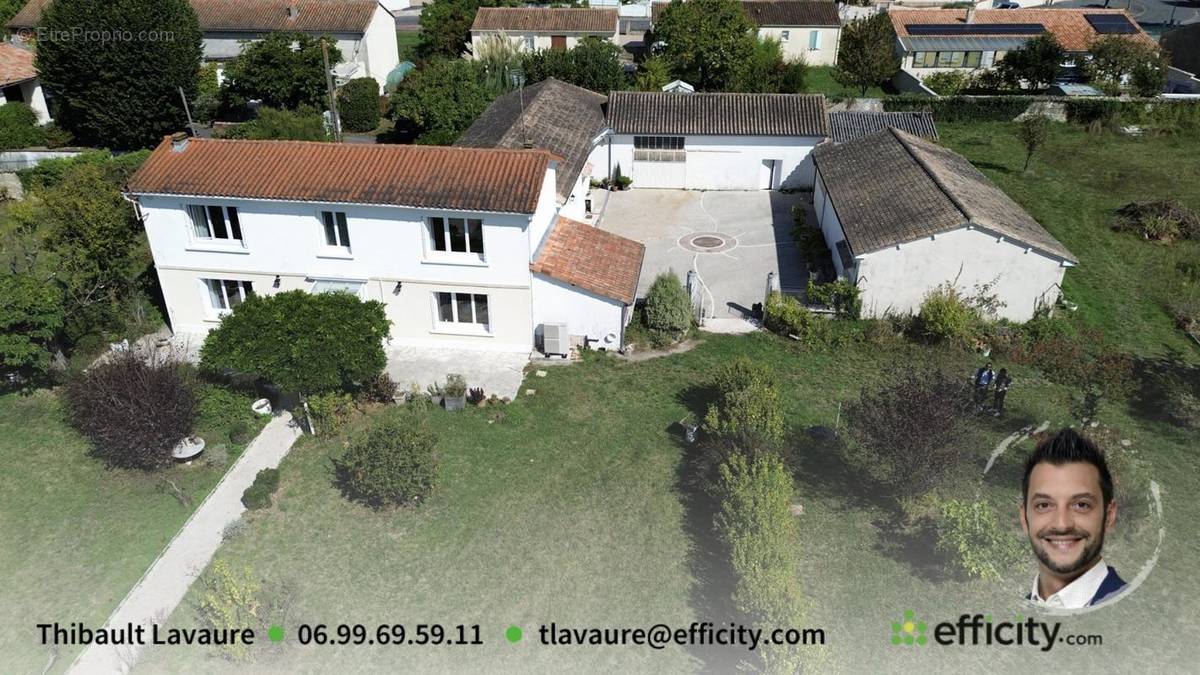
xmin=321 ymin=38 xmax=342 ymax=142
xmin=178 ymin=86 xmax=194 ymax=135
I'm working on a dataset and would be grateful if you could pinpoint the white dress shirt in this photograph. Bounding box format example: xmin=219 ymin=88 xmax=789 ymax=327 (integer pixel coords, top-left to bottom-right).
xmin=1030 ymin=558 xmax=1109 ymax=609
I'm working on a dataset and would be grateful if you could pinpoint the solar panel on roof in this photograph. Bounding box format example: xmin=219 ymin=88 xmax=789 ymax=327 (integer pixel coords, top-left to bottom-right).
xmin=1084 ymin=14 xmax=1136 ymax=34
xmin=906 ymin=23 xmax=1045 ymax=36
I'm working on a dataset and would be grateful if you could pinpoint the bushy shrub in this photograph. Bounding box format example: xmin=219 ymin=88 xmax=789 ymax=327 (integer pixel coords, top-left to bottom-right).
xmin=713 ymin=451 xmax=806 ymax=674
xmin=763 ymin=292 xmax=829 ymax=346
xmin=62 ymin=351 xmax=197 ymax=470
xmin=217 ymin=106 xmax=329 ymax=141
xmin=914 ymin=284 xmax=979 ymax=345
xmin=241 ymin=468 xmax=280 ymax=510
xmin=195 ymin=559 xmax=261 ymax=661
xmin=356 ymin=372 xmax=398 ymax=404
xmin=338 ymin=77 xmax=381 ymax=132
xmin=334 ymin=410 xmax=438 ymax=509
xmin=806 ymin=279 xmax=861 ymax=319
xmin=228 ymin=420 xmax=252 ymax=444
xmin=846 ymin=369 xmax=974 ymax=497
xmin=1111 ymin=199 xmax=1199 ymax=243
xmin=307 ymin=391 xmax=353 ymax=435
xmin=703 ymin=357 xmax=785 ymax=446
xmin=196 ymin=383 xmax=258 ymax=435
xmin=791 ymin=205 xmax=829 ymax=261
xmin=644 ymin=271 xmax=692 ymax=341
xmin=0 ymin=103 xmax=46 ymax=150
xmin=931 ymin=497 xmax=1025 ymax=582
xmin=922 ymin=70 xmax=971 ymax=96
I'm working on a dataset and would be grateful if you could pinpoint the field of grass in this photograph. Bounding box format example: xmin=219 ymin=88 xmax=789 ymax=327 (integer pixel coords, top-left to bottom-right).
xmin=937 ymin=121 xmax=1200 ymax=359
xmin=396 ymin=30 xmax=420 ymax=62
xmin=0 ymin=386 xmax=268 ymax=674
xmin=805 ymin=65 xmax=889 ymax=99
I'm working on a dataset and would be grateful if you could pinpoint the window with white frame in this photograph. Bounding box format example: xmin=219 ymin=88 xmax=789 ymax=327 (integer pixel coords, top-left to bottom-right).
xmin=633 ymin=135 xmax=685 ymax=162
xmin=204 ymin=278 xmax=253 ymax=312
xmin=435 ymin=291 xmax=489 ymax=328
xmin=310 ymin=279 xmax=364 ymax=296
xmin=188 ymin=205 xmax=242 ymax=243
xmin=320 ymin=211 xmax=351 ymax=251
xmin=780 ymin=30 xmax=790 ymax=42
xmin=428 ymin=217 xmax=484 ymax=256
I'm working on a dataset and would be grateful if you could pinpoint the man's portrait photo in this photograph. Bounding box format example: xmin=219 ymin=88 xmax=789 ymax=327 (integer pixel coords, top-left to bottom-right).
xmin=1020 ymin=429 xmax=1128 ymax=609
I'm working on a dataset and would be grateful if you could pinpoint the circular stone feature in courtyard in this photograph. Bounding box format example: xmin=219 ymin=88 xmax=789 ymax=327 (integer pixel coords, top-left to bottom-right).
xmin=680 ymin=232 xmax=736 ymax=253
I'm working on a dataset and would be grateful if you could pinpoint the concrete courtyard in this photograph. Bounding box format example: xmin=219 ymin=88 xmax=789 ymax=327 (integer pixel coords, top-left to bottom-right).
xmin=597 ymin=189 xmax=811 ymax=321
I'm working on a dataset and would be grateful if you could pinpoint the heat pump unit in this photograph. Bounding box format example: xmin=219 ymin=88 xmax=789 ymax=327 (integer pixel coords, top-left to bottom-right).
xmin=543 ymin=322 xmax=568 ymax=358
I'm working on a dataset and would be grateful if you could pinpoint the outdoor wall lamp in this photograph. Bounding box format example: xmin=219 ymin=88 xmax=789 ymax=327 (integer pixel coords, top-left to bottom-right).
xmin=273 ymin=275 xmax=281 ymax=289
xmin=393 ymin=281 xmax=403 ymax=295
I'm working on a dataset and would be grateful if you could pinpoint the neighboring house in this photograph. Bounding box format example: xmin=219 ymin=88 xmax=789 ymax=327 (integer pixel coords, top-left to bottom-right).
xmin=469 ymin=8 xmax=619 ymax=56
xmin=889 ymin=8 xmax=1154 ymax=80
xmin=1161 ymin=24 xmax=1200 ymax=94
xmin=7 ymin=0 xmax=400 ymax=88
xmin=456 ymin=78 xmax=609 ymax=222
xmin=603 ymin=91 xmax=829 ymax=190
xmin=0 ymin=42 xmax=50 ymax=123
xmin=811 ymin=127 xmax=1077 ymax=321
xmin=828 ymin=111 xmax=937 ymax=143
xmin=125 ymin=136 xmax=644 ymax=354
xmin=741 ymin=1 xmax=841 ymax=66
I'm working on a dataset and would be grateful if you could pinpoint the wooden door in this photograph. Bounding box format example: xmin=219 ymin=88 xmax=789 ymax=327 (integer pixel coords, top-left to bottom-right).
xmin=551 ymin=35 xmax=567 ymax=51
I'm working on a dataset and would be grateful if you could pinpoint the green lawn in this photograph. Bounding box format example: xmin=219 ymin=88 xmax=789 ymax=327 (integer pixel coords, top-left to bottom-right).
xmin=0 ymin=386 xmax=267 ymax=674
xmin=805 ymin=66 xmax=888 ymax=99
xmin=396 ymin=30 xmax=420 ymax=63
xmin=937 ymin=122 xmax=1200 ymax=359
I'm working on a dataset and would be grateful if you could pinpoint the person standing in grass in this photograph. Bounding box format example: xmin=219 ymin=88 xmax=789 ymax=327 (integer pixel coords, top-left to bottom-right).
xmin=973 ymin=362 xmax=994 ymax=406
xmin=993 ymin=368 xmax=1012 ymax=416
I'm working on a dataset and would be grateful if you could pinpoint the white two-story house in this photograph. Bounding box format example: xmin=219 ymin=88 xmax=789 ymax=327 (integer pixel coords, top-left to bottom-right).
xmin=126 ymin=135 xmax=645 ymax=354
xmin=469 ymin=8 xmax=620 ymax=56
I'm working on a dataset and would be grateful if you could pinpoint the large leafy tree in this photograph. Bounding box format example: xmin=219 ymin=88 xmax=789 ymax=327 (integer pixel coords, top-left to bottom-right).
xmin=387 ymin=59 xmax=496 ymax=145
xmin=523 ymin=37 xmax=627 ymax=93
xmin=651 ymin=0 xmax=756 ymax=91
xmin=833 ymin=13 xmax=899 ymax=96
xmin=738 ymin=37 xmax=807 ymax=93
xmin=36 ymin=0 xmax=202 ymax=150
xmin=0 ymin=274 xmax=64 ymax=381
xmin=219 ymin=32 xmax=341 ymax=113
xmin=199 ymin=290 xmax=390 ymax=395
xmin=1086 ymin=35 xmax=1168 ymax=97
xmin=997 ymin=34 xmax=1064 ymax=91
xmin=419 ymin=0 xmax=518 ymax=60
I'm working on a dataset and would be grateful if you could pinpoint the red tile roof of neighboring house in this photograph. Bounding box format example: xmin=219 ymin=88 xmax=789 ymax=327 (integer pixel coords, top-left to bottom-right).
xmin=531 ymin=217 xmax=645 ymax=304
xmin=127 ymin=137 xmax=557 ymax=215
xmin=889 ymin=8 xmax=1154 ymax=52
xmin=471 ymin=8 xmax=618 ymax=33
xmin=8 ymin=0 xmax=378 ymax=33
xmin=0 ymin=43 xmax=37 ymax=87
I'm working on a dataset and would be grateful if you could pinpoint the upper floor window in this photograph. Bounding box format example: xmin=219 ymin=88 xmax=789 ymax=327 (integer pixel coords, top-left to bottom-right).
xmin=204 ymin=278 xmax=253 ymax=312
xmin=188 ymin=205 xmax=242 ymax=242
xmin=428 ymin=217 xmax=484 ymax=256
xmin=321 ymin=211 xmax=351 ymax=251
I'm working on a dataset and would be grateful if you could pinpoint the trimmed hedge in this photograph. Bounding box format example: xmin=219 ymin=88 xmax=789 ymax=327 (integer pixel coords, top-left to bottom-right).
xmin=338 ymin=77 xmax=381 ymax=132
xmin=883 ymin=95 xmax=1032 ymax=122
xmin=241 ymin=468 xmax=280 ymax=510
xmin=1065 ymin=98 xmax=1200 ymax=130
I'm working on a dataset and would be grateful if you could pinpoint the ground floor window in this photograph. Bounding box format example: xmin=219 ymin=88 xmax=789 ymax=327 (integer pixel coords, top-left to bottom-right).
xmin=435 ymin=291 xmax=489 ymax=328
xmin=204 ymin=278 xmax=253 ymax=312
xmin=912 ymin=50 xmax=982 ymax=69
xmin=633 ymin=135 xmax=686 ymax=163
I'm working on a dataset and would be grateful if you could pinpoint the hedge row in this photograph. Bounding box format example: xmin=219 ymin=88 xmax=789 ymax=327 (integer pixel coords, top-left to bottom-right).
xmin=884 ymin=95 xmax=1200 ymax=130
xmin=882 ymin=95 xmax=1033 ymax=122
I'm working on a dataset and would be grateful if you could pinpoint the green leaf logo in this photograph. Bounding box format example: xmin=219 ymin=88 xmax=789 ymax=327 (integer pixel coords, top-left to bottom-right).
xmin=891 ymin=610 xmax=927 ymax=646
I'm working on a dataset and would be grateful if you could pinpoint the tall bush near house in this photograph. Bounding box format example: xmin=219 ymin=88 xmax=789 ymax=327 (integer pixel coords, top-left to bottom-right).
xmin=418 ymin=0 xmax=520 ymax=60
xmin=62 ymin=351 xmax=198 ymax=470
xmin=833 ymin=13 xmax=900 ymax=96
xmin=996 ymin=33 xmax=1063 ymax=91
xmin=932 ymin=497 xmax=1025 ymax=581
xmin=714 ymin=451 xmax=806 ymax=674
xmin=922 ymin=70 xmax=970 ymax=96
xmin=36 ymin=0 xmax=202 ymax=150
xmin=806 ymin=280 xmax=861 ymax=319
xmin=845 ymin=369 xmax=974 ymax=497
xmin=644 ymin=270 xmax=693 ymax=342
xmin=635 ymin=56 xmax=672 ymax=91
xmin=334 ymin=408 xmax=439 ymax=508
xmin=387 ymin=59 xmax=496 ymax=145
xmin=217 ymin=106 xmax=329 ymax=141
xmin=914 ymin=283 xmax=978 ymax=346
xmin=522 ymin=38 xmax=628 ymax=93
xmin=703 ymin=357 xmax=786 ymax=447
xmin=219 ymin=32 xmax=340 ymax=114
xmin=0 ymin=273 xmax=64 ymax=382
xmin=200 ymin=290 xmax=390 ymax=397
xmin=651 ymin=0 xmax=757 ymax=91
xmin=763 ymin=292 xmax=829 ymax=346
xmin=0 ymin=103 xmax=46 ymax=150
xmin=338 ymin=78 xmax=382 ymax=132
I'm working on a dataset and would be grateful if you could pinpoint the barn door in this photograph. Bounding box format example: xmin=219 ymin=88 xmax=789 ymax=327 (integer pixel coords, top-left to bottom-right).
xmin=551 ymin=35 xmax=567 ymax=51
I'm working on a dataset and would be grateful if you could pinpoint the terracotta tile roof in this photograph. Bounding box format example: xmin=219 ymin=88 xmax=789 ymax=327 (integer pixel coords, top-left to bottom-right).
xmin=0 ymin=43 xmax=37 ymax=87
xmin=127 ymin=138 xmax=557 ymax=215
xmin=456 ymin=78 xmax=608 ymax=204
xmin=8 ymin=0 xmax=378 ymax=33
xmin=812 ymin=128 xmax=1075 ymax=262
xmin=531 ymin=217 xmax=645 ymax=304
xmin=607 ymin=91 xmax=829 ymax=137
xmin=829 ymin=111 xmax=938 ymax=143
xmin=471 ymin=8 xmax=618 ymax=34
xmin=741 ymin=1 xmax=840 ymax=28
xmin=889 ymin=8 xmax=1154 ymax=52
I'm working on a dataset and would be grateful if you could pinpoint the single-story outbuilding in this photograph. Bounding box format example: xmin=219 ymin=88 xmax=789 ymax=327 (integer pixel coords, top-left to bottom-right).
xmin=469 ymin=8 xmax=619 ymax=55
xmin=0 ymin=42 xmax=50 ymax=124
xmin=811 ymin=127 xmax=1077 ymax=321
xmin=603 ymin=91 xmax=829 ymax=190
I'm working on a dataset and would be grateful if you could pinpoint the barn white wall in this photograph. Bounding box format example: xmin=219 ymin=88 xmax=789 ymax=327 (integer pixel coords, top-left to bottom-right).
xmin=531 ymin=274 xmax=625 ymax=348
xmin=855 ymin=227 xmax=1069 ymax=322
xmin=469 ymin=29 xmax=618 ymax=57
xmin=608 ymin=134 xmax=821 ymax=190
xmin=362 ymin=5 xmax=403 ymax=86
xmin=813 ymin=169 xmax=847 ymax=276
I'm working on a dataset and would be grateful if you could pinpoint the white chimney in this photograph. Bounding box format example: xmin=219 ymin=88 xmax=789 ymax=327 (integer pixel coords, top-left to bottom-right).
xmin=965 ymin=7 xmax=976 ymax=23
xmin=170 ymin=131 xmax=189 ymax=152
xmin=286 ymin=4 xmax=299 ymax=20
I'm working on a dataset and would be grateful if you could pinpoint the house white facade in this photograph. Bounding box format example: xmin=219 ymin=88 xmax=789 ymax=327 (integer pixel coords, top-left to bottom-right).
xmin=0 ymin=42 xmax=50 ymax=124
xmin=758 ymin=25 xmax=840 ymax=66
xmin=812 ymin=128 xmax=1076 ymax=322
xmin=127 ymin=137 xmax=643 ymax=355
xmin=469 ymin=8 xmax=620 ymax=57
